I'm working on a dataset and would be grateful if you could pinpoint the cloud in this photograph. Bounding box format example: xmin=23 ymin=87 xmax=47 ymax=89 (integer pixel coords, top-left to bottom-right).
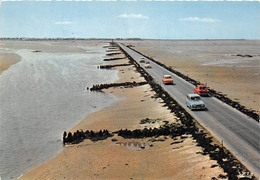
xmin=178 ymin=17 xmax=220 ymax=22
xmin=55 ymin=21 xmax=74 ymax=25
xmin=118 ymin=13 xmax=149 ymax=19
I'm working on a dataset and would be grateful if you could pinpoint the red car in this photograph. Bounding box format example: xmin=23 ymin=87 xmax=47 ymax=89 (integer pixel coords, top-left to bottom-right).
xmin=162 ymin=75 xmax=174 ymax=84
xmin=193 ymin=84 xmax=209 ymax=96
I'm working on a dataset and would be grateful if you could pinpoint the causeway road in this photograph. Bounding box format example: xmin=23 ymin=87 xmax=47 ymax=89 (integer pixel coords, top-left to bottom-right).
xmin=118 ymin=43 xmax=260 ymax=178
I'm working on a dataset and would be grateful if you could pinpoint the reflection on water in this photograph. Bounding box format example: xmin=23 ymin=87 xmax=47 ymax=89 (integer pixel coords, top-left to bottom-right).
xmin=0 ymin=46 xmax=119 ymax=180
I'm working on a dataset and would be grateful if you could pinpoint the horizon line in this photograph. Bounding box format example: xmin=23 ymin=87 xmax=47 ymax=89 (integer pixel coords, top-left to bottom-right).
xmin=1 ymin=37 xmax=259 ymax=40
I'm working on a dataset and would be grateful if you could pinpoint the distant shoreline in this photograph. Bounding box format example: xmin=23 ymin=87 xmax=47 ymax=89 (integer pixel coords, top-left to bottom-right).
xmin=1 ymin=38 xmax=259 ymax=41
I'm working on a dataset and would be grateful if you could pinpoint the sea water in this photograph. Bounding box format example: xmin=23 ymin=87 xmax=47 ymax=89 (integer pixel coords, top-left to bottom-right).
xmin=0 ymin=44 xmax=119 ymax=179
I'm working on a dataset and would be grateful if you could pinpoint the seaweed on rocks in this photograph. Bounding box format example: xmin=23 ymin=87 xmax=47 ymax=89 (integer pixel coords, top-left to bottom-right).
xmin=99 ymin=63 xmax=132 ymax=69
xmin=106 ymin=52 xmax=122 ymax=56
xmin=103 ymin=57 xmax=126 ymax=61
xmin=89 ymin=81 xmax=147 ymax=91
xmin=63 ymin=129 xmax=113 ymax=143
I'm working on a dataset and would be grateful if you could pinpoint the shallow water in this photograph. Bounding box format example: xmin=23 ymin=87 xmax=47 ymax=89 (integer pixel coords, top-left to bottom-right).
xmin=0 ymin=45 xmax=119 ymax=179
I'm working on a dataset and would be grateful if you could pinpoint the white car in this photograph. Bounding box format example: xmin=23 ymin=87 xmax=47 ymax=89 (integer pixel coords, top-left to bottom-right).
xmin=186 ymin=94 xmax=206 ymax=110
xmin=144 ymin=61 xmax=151 ymax=68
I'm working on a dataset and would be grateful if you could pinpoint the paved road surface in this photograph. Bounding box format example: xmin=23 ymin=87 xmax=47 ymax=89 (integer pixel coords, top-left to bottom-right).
xmin=118 ymin=43 xmax=260 ymax=178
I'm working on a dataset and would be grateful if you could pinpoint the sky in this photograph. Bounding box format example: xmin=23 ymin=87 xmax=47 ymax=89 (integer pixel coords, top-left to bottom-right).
xmin=0 ymin=0 xmax=259 ymax=39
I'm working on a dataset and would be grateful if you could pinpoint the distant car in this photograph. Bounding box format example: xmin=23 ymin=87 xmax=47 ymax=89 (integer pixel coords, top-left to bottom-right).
xmin=194 ymin=84 xmax=209 ymax=96
xmin=186 ymin=94 xmax=206 ymax=110
xmin=139 ymin=57 xmax=145 ymax=63
xmin=162 ymin=75 xmax=173 ymax=84
xmin=144 ymin=61 xmax=151 ymax=68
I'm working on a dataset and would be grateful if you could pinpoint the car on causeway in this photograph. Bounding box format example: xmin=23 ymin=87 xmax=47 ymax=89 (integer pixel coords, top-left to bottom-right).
xmin=186 ymin=94 xmax=206 ymax=110
xmin=144 ymin=61 xmax=151 ymax=68
xmin=194 ymin=84 xmax=209 ymax=96
xmin=139 ymin=57 xmax=145 ymax=63
xmin=162 ymin=75 xmax=173 ymax=84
